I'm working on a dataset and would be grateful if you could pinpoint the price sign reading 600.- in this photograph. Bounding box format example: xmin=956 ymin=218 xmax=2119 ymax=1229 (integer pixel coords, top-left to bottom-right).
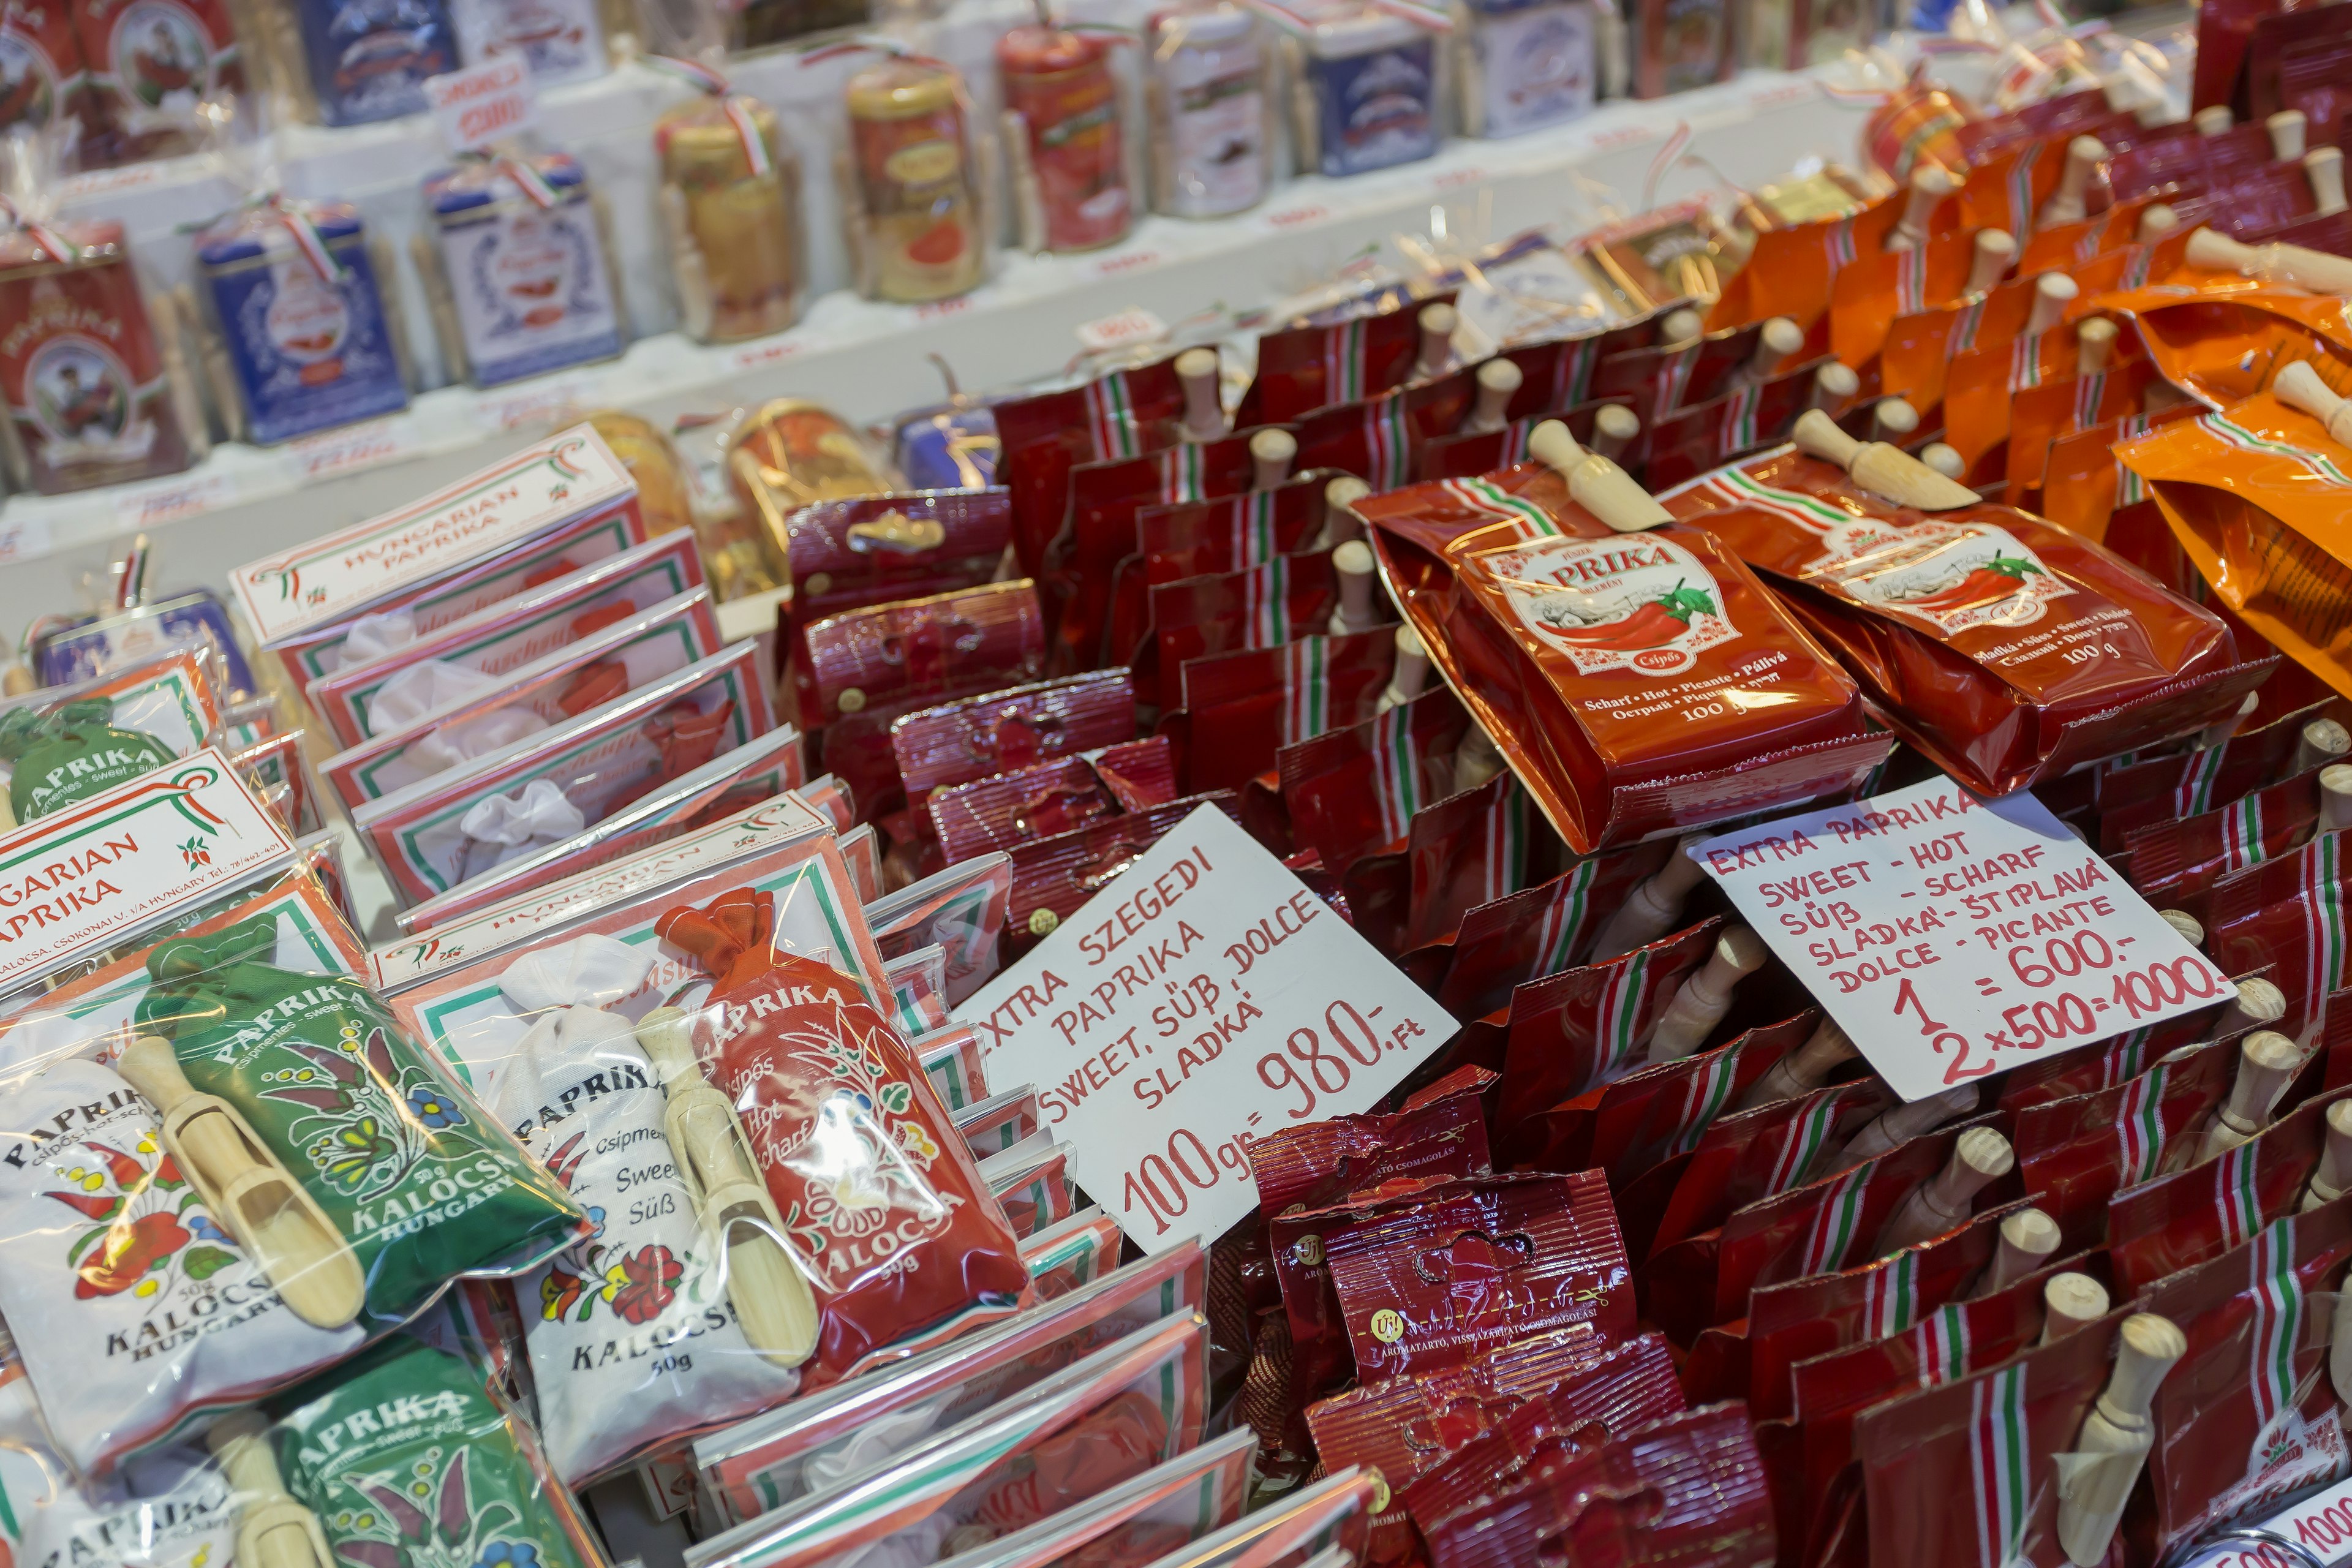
xmin=1694 ymin=775 xmax=2231 ymax=1103
xmin=955 ymin=805 xmax=1457 ymax=1252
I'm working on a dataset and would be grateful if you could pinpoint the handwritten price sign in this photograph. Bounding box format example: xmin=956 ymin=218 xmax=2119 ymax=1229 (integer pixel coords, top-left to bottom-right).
xmin=956 ymin=805 xmax=1455 ymax=1251
xmin=1694 ymin=775 xmax=2230 ymax=1102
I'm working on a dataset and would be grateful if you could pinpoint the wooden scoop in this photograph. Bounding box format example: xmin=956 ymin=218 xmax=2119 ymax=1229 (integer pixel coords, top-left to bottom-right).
xmin=2323 ymin=763 xmax=2352 ymax=833
xmin=1793 ymin=409 xmax=1980 ymax=510
xmin=2309 ymin=147 xmax=2347 ymax=218
xmin=2302 ymin=1098 xmax=2352 ymax=1213
xmin=1920 ymin=443 xmax=1966 ymax=480
xmin=2037 ymin=137 xmax=2106 ymax=230
xmin=1888 ymin=164 xmax=1955 ymax=253
xmin=2156 ymin=910 xmax=2202 ymax=947
xmin=2194 ymin=105 xmax=2233 ymax=136
xmin=2136 ymin=205 xmax=2179 ymax=241
xmin=1872 ymin=398 xmax=1920 ymax=443
xmin=2027 ymin=272 xmax=2078 ymax=336
xmin=2203 ymin=1029 xmax=2302 ymax=1157
xmin=1528 ymin=418 xmax=1669 ymax=532
xmin=1588 ymin=836 xmax=1707 ymax=960
xmin=1972 ymin=1206 xmax=2060 ymax=1298
xmin=1321 ymin=477 xmax=1371 ymax=549
xmin=2269 ymin=110 xmax=2308 ymax=162
xmin=2041 ymin=1271 xmax=2109 ymax=1343
xmin=210 ymin=1411 xmax=333 ymax=1568
xmin=1329 ymin=541 xmax=1381 ymax=635
xmin=1812 ymin=362 xmax=1860 ymax=412
xmin=2076 ymin=317 xmax=2117 ymax=377
xmin=2057 ymin=1314 xmax=2186 ymax=1567
xmin=1647 ymin=926 xmax=1769 ymax=1063
xmin=1967 ymin=229 xmax=2016 ymax=296
xmin=2209 ymin=977 xmax=2287 ymax=1043
xmin=1589 ymin=405 xmax=1640 ymax=461
xmin=1416 ymin=304 xmax=1456 ymax=377
xmin=1176 ymin=348 xmax=1224 ymax=440
xmin=118 ymin=1037 xmax=363 ymax=1330
xmin=1875 ymin=1126 xmax=2013 ymax=1252
xmin=1451 ymin=724 xmax=1503 ymax=794
xmin=1657 ymin=308 xmax=1703 ymax=349
xmin=1735 ymin=1018 xmax=1856 ymax=1110
xmin=1745 ymin=317 xmax=1803 ymax=383
xmin=2294 ymin=717 xmax=2350 ymax=775
xmin=2198 ymin=690 xmax=2258 ymax=751
xmin=1377 ymin=625 xmax=1428 ymax=715
xmin=2184 ymin=230 xmax=2352 ymax=298
xmin=1829 ymin=1082 xmax=1978 ymax=1172
xmin=2274 ymin=360 xmax=2352 ymax=448
xmin=636 ymin=1007 xmax=819 ymax=1368
xmin=1463 ymin=358 xmax=1521 ymax=435
xmin=1250 ymin=429 xmax=1296 ymax=490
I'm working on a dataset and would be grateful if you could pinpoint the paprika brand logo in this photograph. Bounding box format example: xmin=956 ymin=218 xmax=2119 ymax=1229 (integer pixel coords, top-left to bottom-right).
xmin=26 ymin=336 xmax=135 ymax=450
xmin=266 ymin=262 xmax=351 ymax=368
xmin=1811 ymin=521 xmax=2073 ymax=635
xmin=1482 ymin=534 xmax=1737 ymax=677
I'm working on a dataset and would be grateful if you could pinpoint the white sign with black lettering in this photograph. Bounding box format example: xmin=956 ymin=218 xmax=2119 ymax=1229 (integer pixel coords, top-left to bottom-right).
xmin=954 ymin=805 xmax=1456 ymax=1251
xmin=1693 ymin=774 xmax=2230 ymax=1102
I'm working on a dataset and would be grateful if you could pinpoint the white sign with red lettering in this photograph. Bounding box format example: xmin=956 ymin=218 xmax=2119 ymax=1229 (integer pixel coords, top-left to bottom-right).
xmin=1693 ymin=774 xmax=2230 ymax=1102
xmin=954 ymin=805 xmax=1456 ymax=1252
xmin=424 ymin=58 xmax=537 ymax=153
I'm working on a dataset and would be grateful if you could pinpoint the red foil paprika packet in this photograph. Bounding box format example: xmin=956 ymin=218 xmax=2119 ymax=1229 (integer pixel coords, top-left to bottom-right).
xmin=1279 ymin=686 xmax=1473 ymax=881
xmin=1137 ymin=477 xmax=1330 ymax=586
xmin=2105 ymin=1086 xmax=2352 ymax=1295
xmin=820 ymin=684 xmax=996 ymax=835
xmin=869 ymin=855 xmax=1015 ymax=1009
xmin=1309 ymin=1329 xmax=1682 ymax=1508
xmin=1139 ymin=551 xmax=1355 ymax=711
xmin=1493 ymin=916 xmax=1725 ymax=1163
xmin=1416 ymin=396 xmax=1646 ymax=486
xmin=927 ymin=738 xmax=1177 ymax=865
xmin=1883 ymin=269 xmax=2071 ymax=421
xmin=1174 ymin=628 xmax=1400 ymax=796
xmin=1660 ymin=448 xmax=2257 ymax=796
xmin=1291 ymin=374 xmax=1480 ymax=494
xmin=1235 ymin=291 xmax=1460 ymax=427
xmin=2205 ymin=831 xmax=2352 ymax=1038
xmin=2089 ymin=696 xmax=2351 ymax=852
xmin=1588 ymin=318 xmax=1786 ymax=423
xmin=1584 ymin=1008 xmax=1822 ymax=1193
xmin=1366 ymin=466 xmax=1888 ymax=857
xmin=1003 ymin=793 xmax=1239 ymax=957
xmin=1392 ymin=771 xmax=1559 ymax=959
xmin=2012 ymin=1039 xmax=2242 ymax=1250
xmin=1641 ymin=360 xmax=1830 ymax=492
xmin=2138 ymin=1197 xmax=2352 ymax=1553
xmin=780 ymin=491 xmax=1014 ymax=640
xmin=1250 ymin=1066 xmax=1495 ymax=1220
xmin=2016 ymin=196 xmax=2169 ymax=277
xmin=1997 ymin=996 xmax=2248 ymax=1112
xmin=1267 ymin=1175 xmax=1464 ymax=1418
xmin=1648 ymin=1078 xmax=1890 ymax=1259
xmin=892 ymin=671 xmax=1138 ymax=824
xmin=992 ymin=358 xmax=1186 ymax=575
xmin=1707 ymin=194 xmax=1899 ymax=341
xmin=797 ymin=579 xmax=1048 ymax=726
xmin=1323 ymin=1171 xmax=1635 ymax=1384
xmin=655 ymin=889 xmax=1031 ymax=1390
xmin=1418 ymin=1403 xmax=1776 ymax=1568
xmin=2122 ymin=763 xmax=2343 ymax=898
xmin=2109 ymin=120 xmax=2298 ymax=203
xmin=1433 ymin=838 xmax=1679 ymax=1022
xmin=1937 ymin=291 xmax=2136 ymax=485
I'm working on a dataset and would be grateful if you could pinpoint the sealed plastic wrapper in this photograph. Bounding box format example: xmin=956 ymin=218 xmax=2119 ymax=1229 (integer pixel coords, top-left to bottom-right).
xmin=914 ymin=1025 xmax=989 ymax=1111
xmin=1021 ymin=1205 xmax=1122 ymax=1298
xmin=981 ymin=1131 xmax=1075 ymax=1238
xmin=1 ymin=216 xmax=201 ymax=496
xmin=842 ymin=55 xmax=987 ymax=304
xmin=1136 ymin=1466 xmax=1379 ymax=1568
xmin=270 ymin=1337 xmax=605 ymax=1568
xmin=956 ymin=1084 xmax=1039 ymax=1156
xmin=0 ymin=648 xmax=224 ymax=826
xmin=997 ymin=24 xmax=1133 ymax=255
xmin=192 ymin=196 xmax=409 ymax=447
xmin=690 ymin=1310 xmax=1206 ymax=1568
xmin=1145 ymin=4 xmax=1270 ymax=219
xmin=0 ymin=1434 xmax=238 ymax=1568
xmin=927 ymin=744 xmax=1172 ymax=867
xmin=927 ymin=1427 xmax=1253 ymax=1568
xmin=657 ymin=79 xmax=805 ymax=344
xmin=288 ymin=0 xmax=456 ymax=124
xmin=690 ymin=1242 xmax=1208 ymax=1528
xmin=886 ymin=942 xmax=949 ymax=1034
xmin=31 ymin=588 xmax=257 ymax=696
xmin=798 ymin=581 xmax=1046 ymax=726
xmin=419 ymin=154 xmax=627 ymax=390
xmin=730 ymin=400 xmax=893 ymax=579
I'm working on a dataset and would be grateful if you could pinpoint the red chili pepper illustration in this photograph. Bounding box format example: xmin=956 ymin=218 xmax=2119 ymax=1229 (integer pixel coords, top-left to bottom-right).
xmin=1551 ymin=582 xmax=1717 ymax=650
xmin=1898 ymin=554 xmax=2041 ymax=613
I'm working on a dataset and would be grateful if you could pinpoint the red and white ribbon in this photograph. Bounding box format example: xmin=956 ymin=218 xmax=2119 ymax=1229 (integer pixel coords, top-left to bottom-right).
xmin=646 ymin=55 xmax=772 ymax=175
xmin=0 ymin=197 xmax=78 ymax=263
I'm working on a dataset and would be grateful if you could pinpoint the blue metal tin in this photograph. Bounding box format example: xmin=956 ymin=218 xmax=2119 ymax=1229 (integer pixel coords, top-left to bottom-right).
xmin=426 ymin=156 xmax=625 ymax=387
xmin=34 ymin=591 xmax=258 ymax=696
xmin=293 ymin=0 xmax=455 ymax=125
xmin=1303 ymin=9 xmax=1438 ymax=178
xmin=893 ymin=402 xmax=1001 ymax=490
xmin=196 ymin=205 xmax=410 ymax=445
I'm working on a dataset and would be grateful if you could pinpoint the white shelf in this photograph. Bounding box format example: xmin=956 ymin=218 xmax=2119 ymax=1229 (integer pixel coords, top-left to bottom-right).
xmin=0 ymin=65 xmax=1866 ymax=619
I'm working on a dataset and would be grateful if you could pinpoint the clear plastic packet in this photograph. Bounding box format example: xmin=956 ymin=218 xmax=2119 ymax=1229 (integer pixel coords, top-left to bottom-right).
xmin=928 ymin=1427 xmax=1253 ymax=1568
xmin=392 ymin=724 xmax=808 ymax=934
xmin=928 ymin=742 xmax=1175 ymax=867
xmin=799 ymin=582 xmax=1047 ymax=728
xmin=304 ymin=531 xmax=704 ymax=748
xmin=320 ymin=587 xmax=723 ymax=809
xmin=0 ymin=648 xmax=224 ymax=826
xmin=886 ymin=944 xmax=951 ymax=1035
xmin=1173 ymin=629 xmax=1403 ymax=795
xmin=651 ymin=886 xmax=1030 ymax=1391
xmin=1136 ymin=1466 xmax=1379 ymax=1568
xmin=655 ymin=79 xmax=805 ymax=345
xmin=31 ymin=587 xmax=257 ymax=698
xmin=1278 ymin=686 xmax=1472 ymax=881
xmin=229 ymin=425 xmax=642 ymax=692
xmin=1020 ymin=1205 xmax=1122 ymax=1300
xmin=981 ymin=1131 xmax=1076 ymax=1239
xmin=956 ymin=1085 xmax=1041 ymax=1157
xmin=229 ymin=728 xmax=320 ymax=837
xmin=799 ymin=775 xmax=857 ymax=834
xmin=418 ymin=153 xmax=627 ymax=390
xmin=867 ymin=856 xmax=1014 ymax=1009
xmin=0 ymin=1437 xmax=237 ymax=1568
xmin=689 ymin=1310 xmax=1207 ymax=1568
xmin=689 ymin=1242 xmax=1207 ymax=1528
xmin=914 ymin=1026 xmax=989 ymax=1112
xmin=351 ymin=643 xmax=773 ymax=907
xmin=840 ymin=824 xmax=883 ymax=903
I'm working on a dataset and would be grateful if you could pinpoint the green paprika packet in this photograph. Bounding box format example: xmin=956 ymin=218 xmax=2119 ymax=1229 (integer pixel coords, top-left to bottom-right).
xmin=273 ymin=1338 xmax=602 ymax=1568
xmin=133 ymin=917 xmax=587 ymax=1326
xmin=0 ymin=699 xmax=178 ymax=823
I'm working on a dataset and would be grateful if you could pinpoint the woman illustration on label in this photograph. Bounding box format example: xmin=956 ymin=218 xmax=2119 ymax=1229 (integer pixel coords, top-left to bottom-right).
xmin=118 ymin=3 xmax=210 ymax=106
xmin=0 ymin=31 xmax=58 ymax=128
xmin=29 ymin=341 xmax=133 ymax=451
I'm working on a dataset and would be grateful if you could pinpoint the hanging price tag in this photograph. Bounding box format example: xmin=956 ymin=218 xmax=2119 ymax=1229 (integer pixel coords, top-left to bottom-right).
xmin=956 ymin=805 xmax=1455 ymax=1252
xmin=1694 ymin=774 xmax=2231 ymax=1102
xmin=423 ymin=57 xmax=538 ymax=154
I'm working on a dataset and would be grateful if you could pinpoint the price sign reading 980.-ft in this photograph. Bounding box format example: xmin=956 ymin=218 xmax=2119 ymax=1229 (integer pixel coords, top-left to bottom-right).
xmin=955 ymin=806 xmax=1457 ymax=1252
xmin=1694 ymin=775 xmax=2231 ymax=1103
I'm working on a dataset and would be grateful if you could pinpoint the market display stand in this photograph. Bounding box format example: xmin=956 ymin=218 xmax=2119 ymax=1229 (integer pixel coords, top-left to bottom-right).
xmin=0 ymin=61 xmax=1864 ymax=618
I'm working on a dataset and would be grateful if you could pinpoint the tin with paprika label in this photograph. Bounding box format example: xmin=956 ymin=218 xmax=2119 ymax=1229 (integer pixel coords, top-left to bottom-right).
xmin=72 ymin=0 xmax=243 ymax=162
xmin=195 ymin=200 xmax=409 ymax=446
xmin=0 ymin=2 xmax=89 ymax=139
xmin=1297 ymin=5 xmax=1438 ymax=178
xmin=998 ymin=24 xmax=1133 ymax=254
xmin=291 ymin=0 xmax=455 ymax=124
xmin=844 ymin=56 xmax=984 ymax=304
xmin=1461 ymin=0 xmax=1593 ymax=139
xmin=1 ymin=221 xmax=195 ymax=495
xmin=425 ymin=154 xmax=625 ymax=388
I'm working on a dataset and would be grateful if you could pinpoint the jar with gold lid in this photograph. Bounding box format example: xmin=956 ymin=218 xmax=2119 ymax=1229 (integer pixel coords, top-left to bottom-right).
xmin=655 ymin=91 xmax=804 ymax=344
xmin=728 ymin=398 xmax=891 ymax=578
xmin=842 ymin=55 xmax=986 ymax=304
xmin=590 ymin=409 xmax=778 ymax=601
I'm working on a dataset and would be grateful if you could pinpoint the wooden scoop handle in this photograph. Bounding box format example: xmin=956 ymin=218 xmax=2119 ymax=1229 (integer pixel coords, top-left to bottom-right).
xmin=211 ymin=1412 xmax=335 ymax=1568
xmin=1794 ymin=410 xmax=1980 ymax=510
xmin=2274 ymin=360 xmax=2352 ymax=448
xmin=2185 ymin=228 xmax=2352 ymax=297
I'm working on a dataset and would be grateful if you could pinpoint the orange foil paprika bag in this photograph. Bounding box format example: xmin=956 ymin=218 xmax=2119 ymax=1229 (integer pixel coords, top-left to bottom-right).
xmin=1659 ymin=411 xmax=2261 ymax=794
xmin=1362 ymin=425 xmax=1893 ymax=856
xmin=650 ymin=887 xmax=1031 ymax=1392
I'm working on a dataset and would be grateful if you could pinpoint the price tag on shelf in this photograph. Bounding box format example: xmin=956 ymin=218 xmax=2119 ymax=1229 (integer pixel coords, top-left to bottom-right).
xmin=1694 ymin=775 xmax=2231 ymax=1103
xmin=956 ymin=805 xmax=1455 ymax=1253
xmin=279 ymin=415 xmax=420 ymax=480
xmin=1074 ymin=306 xmax=1169 ymax=355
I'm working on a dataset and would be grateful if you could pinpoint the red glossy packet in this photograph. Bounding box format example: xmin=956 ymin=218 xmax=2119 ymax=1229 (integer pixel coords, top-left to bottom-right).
xmin=1997 ymin=998 xmax=2244 ymax=1111
xmin=2104 ymin=1086 xmax=2352 ymax=1295
xmin=1292 ymin=374 xmax=1478 ymax=492
xmin=1004 ymin=794 xmax=1238 ymax=956
xmin=1280 ymin=687 xmax=1472 ymax=879
xmin=1589 ymin=318 xmax=1781 ymax=421
xmin=1265 ymin=1175 xmax=1455 ymax=1429
xmin=1174 ymin=628 xmax=1401 ymax=794
xmin=1660 ymin=448 xmax=2256 ymax=794
xmin=928 ymin=739 xmax=1176 ymax=865
xmin=2089 ymin=697 xmax=2346 ymax=851
xmin=1324 ymin=1172 xmax=1634 ymax=1382
xmin=1139 ymin=477 xmax=1330 ymax=586
xmin=2016 ymin=197 xmax=2166 ymax=276
xmin=1581 ymin=1009 xmax=1822 ymax=1190
xmin=1392 ymin=769 xmax=1560 ymax=957
xmin=2122 ymin=763 xmax=2342 ymax=897
xmin=2139 ymin=1200 xmax=2352 ymax=1553
xmin=1641 ymin=360 xmax=1828 ymax=491
xmin=796 ymin=581 xmax=1046 ymax=726
xmin=925 ymin=1428 xmax=1254 ymax=1568
xmin=1829 ymin=221 xmax=1983 ymax=372
xmin=868 ymin=854 xmax=1015 ymax=1008
xmin=1646 ymin=1078 xmax=1891 ymax=1262
xmin=886 ymin=941 xmax=951 ymax=1032
xmin=1021 ymin=1205 xmax=1126 ymax=1300
xmin=1250 ymin=1065 xmax=1496 ymax=1219
xmin=982 ymin=1131 xmax=1077 ymax=1238
xmin=781 ymin=491 xmax=1013 ymax=639
xmin=1493 ymin=916 xmax=1725 ymax=1159
xmin=1419 ymin=1404 xmax=1775 ymax=1568
xmin=892 ymin=671 xmax=1137 ymax=825
xmin=1432 ymin=839 xmax=1678 ymax=1020
xmin=993 ymin=358 xmax=1186 ymax=573
xmin=1708 ymin=194 xmax=1900 ymax=341
xmin=2042 ymin=410 xmax=2204 ymax=594
xmin=1939 ymin=300 xmax=2133 ymax=485
xmin=1417 ymin=395 xmax=1648 ymax=486
xmin=1141 ymin=552 xmax=1351 ymax=710
xmin=2206 ymin=831 xmax=2352 ymax=1039
xmin=2013 ymin=1039 xmax=2237 ymax=1249
xmin=1237 ymin=294 xmax=1458 ymax=425
xmin=2002 ymin=358 xmax=2166 ymax=511
xmin=797 ymin=773 xmax=854 ymax=832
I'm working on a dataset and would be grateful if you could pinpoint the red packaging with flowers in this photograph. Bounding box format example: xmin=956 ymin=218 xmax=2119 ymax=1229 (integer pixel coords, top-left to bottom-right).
xmin=2139 ymin=1199 xmax=2352 ymax=1553
xmin=1278 ymin=687 xmax=1472 ymax=880
xmin=1428 ymin=840 xmax=1678 ymax=1020
xmin=1172 ymin=627 xmax=1400 ymax=794
xmin=2104 ymin=1088 xmax=2352 ymax=1295
xmin=992 ymin=358 xmax=1186 ymax=574
xmin=655 ymin=888 xmax=1031 ymax=1390
xmin=1659 ymin=448 xmax=2260 ymax=796
xmin=2012 ymin=1039 xmax=2236 ymax=1250
xmin=1235 ymin=293 xmax=1456 ymax=426
xmin=1646 ymin=1079 xmax=1890 ymax=1259
xmin=1324 ymin=1172 xmax=1634 ymax=1384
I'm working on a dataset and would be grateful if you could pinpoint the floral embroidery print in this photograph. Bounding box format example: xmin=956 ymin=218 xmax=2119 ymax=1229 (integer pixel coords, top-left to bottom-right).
xmin=45 ymin=1134 xmax=235 ymax=1300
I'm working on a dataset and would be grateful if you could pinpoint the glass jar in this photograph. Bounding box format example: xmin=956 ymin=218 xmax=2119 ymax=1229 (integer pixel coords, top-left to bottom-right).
xmin=998 ymin=24 xmax=1133 ymax=254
